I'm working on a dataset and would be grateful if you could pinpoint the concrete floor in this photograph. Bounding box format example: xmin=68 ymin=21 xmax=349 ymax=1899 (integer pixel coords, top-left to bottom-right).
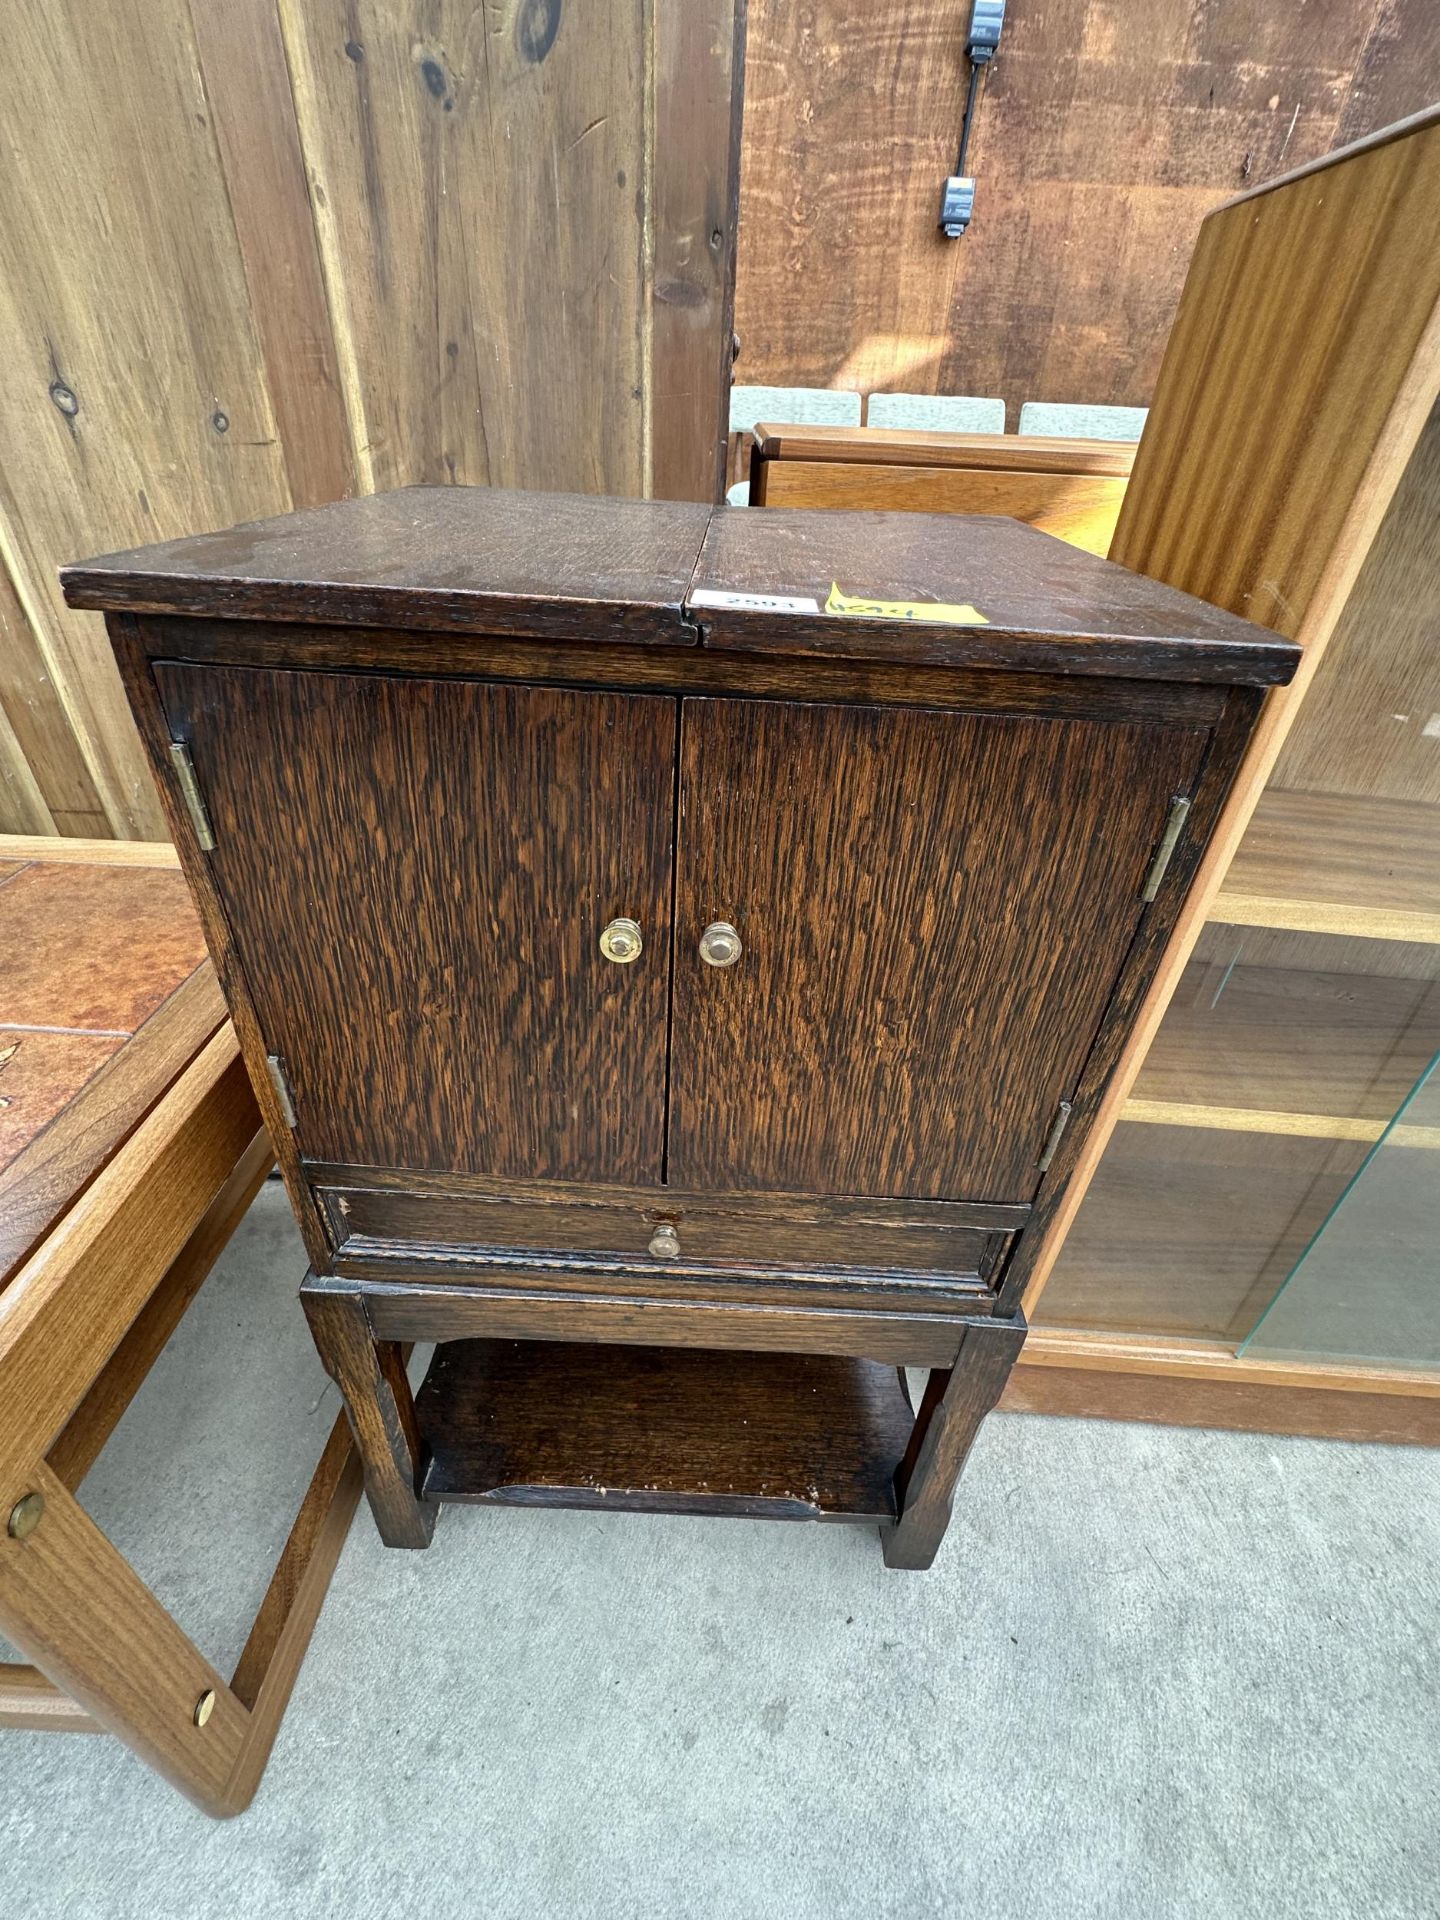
xmin=1 ymin=1183 xmax=1437 ymax=1920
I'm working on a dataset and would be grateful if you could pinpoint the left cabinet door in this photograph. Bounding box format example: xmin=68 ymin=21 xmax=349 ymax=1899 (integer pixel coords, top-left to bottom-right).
xmin=154 ymin=662 xmax=677 ymax=1186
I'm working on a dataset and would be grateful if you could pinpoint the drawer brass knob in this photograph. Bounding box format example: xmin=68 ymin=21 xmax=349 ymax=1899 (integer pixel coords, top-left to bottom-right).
xmin=648 ymin=1223 xmax=681 ymax=1259
xmin=599 ymin=917 xmax=643 ymax=965
xmin=698 ymin=921 xmax=742 ymax=968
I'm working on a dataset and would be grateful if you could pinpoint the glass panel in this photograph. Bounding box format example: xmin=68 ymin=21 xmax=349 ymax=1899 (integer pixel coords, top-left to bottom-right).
xmin=1039 ymin=924 xmax=1438 ymax=1342
xmin=1241 ymin=1050 xmax=1440 ymax=1367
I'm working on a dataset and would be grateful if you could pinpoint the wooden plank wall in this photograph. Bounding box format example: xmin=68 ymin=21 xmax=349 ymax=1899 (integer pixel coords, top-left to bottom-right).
xmin=733 ymin=0 xmax=1440 ymax=417
xmin=0 ymin=0 xmax=743 ymax=839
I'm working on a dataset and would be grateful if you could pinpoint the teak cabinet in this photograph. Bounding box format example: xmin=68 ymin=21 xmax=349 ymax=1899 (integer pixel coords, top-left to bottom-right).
xmin=63 ymin=487 xmax=1298 ymax=1569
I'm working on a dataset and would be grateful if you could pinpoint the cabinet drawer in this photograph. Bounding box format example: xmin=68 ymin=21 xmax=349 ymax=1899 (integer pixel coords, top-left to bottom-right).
xmin=316 ymin=1177 xmax=1020 ymax=1298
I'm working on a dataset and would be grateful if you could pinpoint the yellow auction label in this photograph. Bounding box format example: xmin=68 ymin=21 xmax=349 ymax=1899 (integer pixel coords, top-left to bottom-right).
xmin=825 ymin=582 xmax=989 ymax=625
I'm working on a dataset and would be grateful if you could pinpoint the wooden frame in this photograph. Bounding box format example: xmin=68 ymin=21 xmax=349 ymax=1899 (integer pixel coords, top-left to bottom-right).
xmin=1007 ymin=107 xmax=1440 ymax=1434
xmin=0 ymin=838 xmax=361 ymax=1818
xmin=749 ymin=426 xmax=1136 ymax=555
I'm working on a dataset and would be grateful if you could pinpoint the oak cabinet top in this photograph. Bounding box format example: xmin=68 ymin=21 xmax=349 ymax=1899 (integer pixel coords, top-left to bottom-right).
xmin=62 ymin=484 xmax=1298 ymax=686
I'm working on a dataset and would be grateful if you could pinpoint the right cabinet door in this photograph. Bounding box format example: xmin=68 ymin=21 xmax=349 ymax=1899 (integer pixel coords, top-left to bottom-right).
xmin=668 ymin=696 xmax=1207 ymax=1204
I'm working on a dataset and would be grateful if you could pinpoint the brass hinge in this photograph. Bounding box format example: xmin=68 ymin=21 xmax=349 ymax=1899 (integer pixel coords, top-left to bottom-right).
xmin=168 ymin=741 xmax=215 ymax=851
xmin=1140 ymin=794 xmax=1191 ymax=903
xmin=1036 ymin=1098 xmax=1073 ymax=1174
xmin=265 ymin=1053 xmax=297 ymax=1129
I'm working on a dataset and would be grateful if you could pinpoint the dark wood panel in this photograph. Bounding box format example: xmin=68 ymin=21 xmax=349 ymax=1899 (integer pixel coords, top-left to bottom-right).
xmin=688 ymin=508 xmax=1298 ymax=685
xmin=156 ymin=663 xmax=677 ymax=1186
xmin=357 ymin=1274 xmax=970 ymax=1367
xmin=304 ymin=1158 xmax=1030 ymax=1232
xmin=65 ymin=488 xmax=711 ymax=643
xmin=415 ymin=1338 xmax=915 ymax=1522
xmin=321 ymin=1181 xmax=1005 ymax=1286
xmin=135 ymin=613 xmax=1229 ymax=730
xmin=670 ymin=697 xmax=1208 ymax=1202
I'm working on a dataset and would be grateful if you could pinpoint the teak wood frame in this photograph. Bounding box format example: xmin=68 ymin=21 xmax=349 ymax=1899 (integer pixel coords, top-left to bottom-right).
xmin=0 ymin=837 xmax=361 ymax=1818
xmin=1007 ymin=108 xmax=1440 ymax=1433
xmin=99 ymin=582 xmax=1272 ymax=1567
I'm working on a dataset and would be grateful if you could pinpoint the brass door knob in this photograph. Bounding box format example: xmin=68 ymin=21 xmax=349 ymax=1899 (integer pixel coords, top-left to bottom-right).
xmin=698 ymin=921 xmax=742 ymax=968
xmin=648 ymin=1223 xmax=681 ymax=1259
xmin=599 ymin=917 xmax=643 ymax=964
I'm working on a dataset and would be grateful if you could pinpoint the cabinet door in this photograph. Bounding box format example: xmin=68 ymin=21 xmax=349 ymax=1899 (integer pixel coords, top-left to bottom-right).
xmin=155 ymin=663 xmax=676 ymax=1186
xmin=669 ymin=697 xmax=1207 ymax=1203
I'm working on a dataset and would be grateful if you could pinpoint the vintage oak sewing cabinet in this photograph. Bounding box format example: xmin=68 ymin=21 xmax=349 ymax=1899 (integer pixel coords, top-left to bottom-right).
xmin=63 ymin=489 xmax=1297 ymax=1568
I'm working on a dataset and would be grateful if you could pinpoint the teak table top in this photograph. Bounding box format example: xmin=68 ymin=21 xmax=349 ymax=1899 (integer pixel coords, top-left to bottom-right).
xmin=61 ymin=486 xmax=1298 ymax=687
xmin=0 ymin=849 xmax=220 ymax=1284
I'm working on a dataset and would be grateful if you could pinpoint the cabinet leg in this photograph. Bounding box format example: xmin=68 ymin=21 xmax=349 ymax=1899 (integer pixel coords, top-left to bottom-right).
xmin=884 ymin=1312 xmax=1026 ymax=1571
xmin=301 ymin=1280 xmax=435 ymax=1549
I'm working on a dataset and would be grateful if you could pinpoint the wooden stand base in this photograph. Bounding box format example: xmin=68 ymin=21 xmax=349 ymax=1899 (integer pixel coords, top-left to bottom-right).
xmin=416 ymin=1340 xmax=915 ymax=1523
xmin=302 ymin=1269 xmax=1025 ymax=1571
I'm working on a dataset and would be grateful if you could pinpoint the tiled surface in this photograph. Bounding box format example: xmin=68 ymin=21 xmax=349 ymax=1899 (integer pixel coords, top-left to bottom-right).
xmin=0 ymin=862 xmax=206 ymax=1032
xmin=0 ymin=859 xmax=208 ymax=1172
xmin=0 ymin=1028 xmax=127 ymax=1170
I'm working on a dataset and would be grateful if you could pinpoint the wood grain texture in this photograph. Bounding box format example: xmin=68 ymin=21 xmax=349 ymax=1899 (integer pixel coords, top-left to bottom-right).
xmin=884 ymin=1312 xmax=1026 ymax=1569
xmin=46 ymin=1125 xmax=271 ymax=1491
xmin=1037 ymin=1122 xmax=1364 ymax=1342
xmin=1131 ymin=930 xmax=1440 ymax=1130
xmin=0 ymin=0 xmax=294 ymax=838
xmin=670 ymin=695 xmax=1207 ymax=1201
xmin=1271 ymin=401 xmax=1440 ymax=804
xmin=0 ymin=966 xmax=228 ymax=1285
xmin=0 ymin=1461 xmax=247 ymax=1808
xmin=0 ymin=861 xmax=207 ymax=1031
xmin=277 ymin=0 xmax=652 ymax=496
xmin=1001 ymin=1361 xmax=1440 ymax=1446
xmin=650 ymin=0 xmax=746 ymax=502
xmin=160 ymin=662 xmax=677 ymax=1186
xmin=1019 ymin=113 xmax=1440 ymax=1323
xmin=688 ymin=507 xmax=1298 ymax=684
xmin=0 ymin=1033 xmax=126 ymax=1180
xmin=1215 ymin=790 xmax=1440 ymax=944
xmin=1010 ymin=1324 xmax=1440 ymax=1397
xmin=190 ymin=0 xmax=355 ymax=509
xmin=0 ymin=553 xmax=90 ymax=835
xmin=733 ymin=1 xmax=1425 ymax=416
xmin=359 ymin=1274 xmax=969 ymax=1368
xmin=753 ymin=427 xmax=1138 ymax=479
xmin=322 ymin=1180 xmax=1007 ymax=1293
xmin=67 ymin=488 xmax=711 ymax=644
xmin=300 ymin=1287 xmax=433 ymax=1548
xmin=0 ymin=1664 xmax=100 ymax=1733
xmin=0 ymin=836 xmax=178 ymax=869
xmin=1110 ymin=124 xmax=1440 ymax=634
xmin=136 ymin=611 xmax=1226 ymax=730
xmin=0 ymin=1028 xmax=255 ymax=1464
xmin=756 ymin=461 xmax=1128 ymax=557
xmin=229 ymin=1412 xmax=360 ymax=1710
xmin=416 ymin=1337 xmax=915 ymax=1522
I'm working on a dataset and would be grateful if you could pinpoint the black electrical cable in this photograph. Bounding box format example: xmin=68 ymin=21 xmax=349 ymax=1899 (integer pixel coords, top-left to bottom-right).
xmin=955 ymin=59 xmax=981 ymax=175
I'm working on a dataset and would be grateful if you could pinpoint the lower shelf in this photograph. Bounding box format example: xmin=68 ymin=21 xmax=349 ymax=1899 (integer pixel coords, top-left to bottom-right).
xmin=415 ymin=1339 xmax=915 ymax=1524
